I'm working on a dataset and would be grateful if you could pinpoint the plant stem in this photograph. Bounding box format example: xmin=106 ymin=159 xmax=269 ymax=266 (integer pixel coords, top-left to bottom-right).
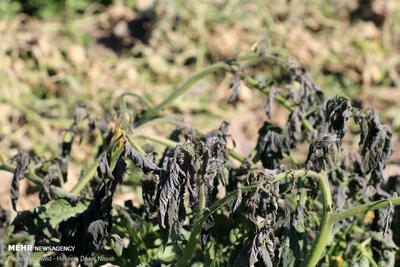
xmin=137 ymin=62 xmax=226 ymax=125
xmin=126 ymin=134 xmax=146 ymax=155
xmin=303 ymin=190 xmax=400 ymax=267
xmin=223 ymin=65 xmax=314 ymax=132
xmin=70 ymin=156 xmax=101 ymax=195
xmin=133 ymin=134 xmax=177 ymax=148
xmin=136 ymin=52 xmax=314 ymax=133
xmin=118 ymin=92 xmax=153 ymax=109
xmin=70 ymin=135 xmax=123 ymax=194
xmin=331 ymin=196 xmax=400 ymax=223
xmin=194 ymin=160 xmax=205 ymax=217
xmin=353 ymin=239 xmax=378 ymax=267
xmin=177 ymin=184 xmax=260 ymax=267
xmin=303 ymin=213 xmax=334 ymax=267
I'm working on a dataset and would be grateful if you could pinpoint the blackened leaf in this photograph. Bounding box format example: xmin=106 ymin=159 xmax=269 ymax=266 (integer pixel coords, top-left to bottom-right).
xmin=232 ymin=186 xmax=243 ymax=214
xmin=10 ymin=153 xmax=30 ymax=211
xmin=235 ymin=229 xmax=273 ymax=267
xmin=285 ymin=61 xmax=325 ymax=141
xmin=256 ymin=122 xmax=290 ymax=169
xmin=156 ymin=142 xmax=195 ymax=243
xmin=124 ymin=141 xmax=160 ymax=173
xmin=288 ymin=108 xmax=304 ymax=145
xmin=379 ymin=197 xmax=395 ymax=238
xmin=325 ymin=96 xmax=351 ymax=141
xmin=39 ymin=164 xmax=63 ymax=205
xmin=306 ymin=134 xmax=337 ymax=171
xmin=99 ymin=153 xmax=114 ymax=180
xmin=354 ymin=108 xmax=394 ymax=185
xmin=141 ymin=173 xmax=158 ymax=216
xmin=60 ymin=130 xmax=74 ymax=158
xmin=87 ymin=219 xmax=109 ymax=250
xmin=264 ymin=87 xmax=280 ymax=119
xmin=59 ymin=155 xmax=126 ymax=257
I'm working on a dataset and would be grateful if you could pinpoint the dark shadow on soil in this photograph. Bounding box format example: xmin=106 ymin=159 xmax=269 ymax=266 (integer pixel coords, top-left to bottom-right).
xmin=97 ymin=8 xmax=156 ymax=54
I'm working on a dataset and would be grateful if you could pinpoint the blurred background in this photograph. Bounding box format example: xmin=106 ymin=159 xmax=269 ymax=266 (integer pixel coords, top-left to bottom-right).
xmin=0 ymin=0 xmax=399 ymax=212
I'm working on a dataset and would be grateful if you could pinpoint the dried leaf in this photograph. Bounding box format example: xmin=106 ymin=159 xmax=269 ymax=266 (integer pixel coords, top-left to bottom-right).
xmin=141 ymin=173 xmax=158 ymax=216
xmin=235 ymin=229 xmax=273 ymax=267
xmin=59 ymin=155 xmax=126 ymax=257
xmin=325 ymin=96 xmax=351 ymax=141
xmin=256 ymin=122 xmax=290 ymax=169
xmin=264 ymin=87 xmax=280 ymax=119
xmin=156 ymin=142 xmax=195 ymax=243
xmin=10 ymin=153 xmax=30 ymax=211
xmin=124 ymin=141 xmax=160 ymax=173
xmin=354 ymin=108 xmax=394 ymax=185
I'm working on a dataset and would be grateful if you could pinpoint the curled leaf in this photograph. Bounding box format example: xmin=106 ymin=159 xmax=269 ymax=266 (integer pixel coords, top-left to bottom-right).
xmin=256 ymin=122 xmax=290 ymax=169
xmin=124 ymin=141 xmax=160 ymax=173
xmin=141 ymin=173 xmax=158 ymax=216
xmin=354 ymin=107 xmax=394 ymax=185
xmin=156 ymin=142 xmax=196 ymax=243
xmin=59 ymin=155 xmax=126 ymax=257
xmin=306 ymin=134 xmax=337 ymax=171
xmin=325 ymin=96 xmax=351 ymax=141
xmin=379 ymin=197 xmax=395 ymax=238
xmin=228 ymin=70 xmax=245 ymax=104
xmin=235 ymin=228 xmax=273 ymax=267
xmin=10 ymin=153 xmax=30 ymax=211
xmin=264 ymin=87 xmax=280 ymax=119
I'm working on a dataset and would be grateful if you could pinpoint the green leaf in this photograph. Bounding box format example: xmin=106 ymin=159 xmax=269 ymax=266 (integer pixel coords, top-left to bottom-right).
xmin=12 ymin=199 xmax=89 ymax=239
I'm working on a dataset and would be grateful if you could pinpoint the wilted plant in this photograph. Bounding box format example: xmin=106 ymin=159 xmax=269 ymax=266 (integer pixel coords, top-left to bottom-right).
xmin=1 ymin=49 xmax=399 ymax=267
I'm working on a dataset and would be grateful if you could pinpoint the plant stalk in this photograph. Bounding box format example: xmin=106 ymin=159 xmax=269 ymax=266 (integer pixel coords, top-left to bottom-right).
xmin=137 ymin=52 xmax=314 ymax=133
xmin=194 ymin=160 xmax=205 ymax=217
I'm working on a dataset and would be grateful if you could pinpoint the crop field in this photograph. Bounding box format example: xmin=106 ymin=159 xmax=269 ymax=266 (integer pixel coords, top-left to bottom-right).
xmin=1 ymin=0 xmax=400 ymax=266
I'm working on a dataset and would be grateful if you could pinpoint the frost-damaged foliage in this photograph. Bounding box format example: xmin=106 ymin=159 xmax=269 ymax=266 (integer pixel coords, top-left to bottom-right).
xmin=10 ymin=152 xmax=30 ymax=211
xmin=228 ymin=68 xmax=246 ymax=104
xmin=306 ymin=134 xmax=337 ymax=171
xmin=256 ymin=122 xmax=290 ymax=169
xmin=156 ymin=141 xmax=196 ymax=244
xmin=2 ymin=53 xmax=399 ymax=267
xmin=353 ymin=107 xmax=394 ymax=185
xmin=325 ymin=96 xmax=351 ymax=141
xmin=59 ymin=154 xmax=126 ymax=258
xmin=265 ymin=87 xmax=280 ymax=119
xmin=235 ymin=228 xmax=274 ymax=267
xmin=125 ymin=141 xmax=160 ymax=173
xmin=286 ymin=61 xmax=325 ymax=144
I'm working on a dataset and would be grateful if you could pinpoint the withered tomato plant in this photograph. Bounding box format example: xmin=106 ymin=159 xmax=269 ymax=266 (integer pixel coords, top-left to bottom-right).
xmin=1 ymin=50 xmax=400 ymax=267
